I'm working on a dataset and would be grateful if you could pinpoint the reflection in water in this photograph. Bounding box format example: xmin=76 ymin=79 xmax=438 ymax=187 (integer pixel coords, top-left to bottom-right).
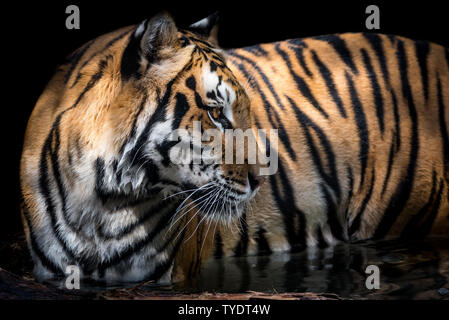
xmin=177 ymin=238 xmax=449 ymax=299
xmin=3 ymin=233 xmax=447 ymax=299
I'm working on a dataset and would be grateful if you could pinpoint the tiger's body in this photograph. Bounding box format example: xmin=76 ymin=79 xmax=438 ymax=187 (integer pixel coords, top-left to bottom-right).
xmin=20 ymin=13 xmax=449 ymax=284
xmin=216 ymin=33 xmax=449 ymax=257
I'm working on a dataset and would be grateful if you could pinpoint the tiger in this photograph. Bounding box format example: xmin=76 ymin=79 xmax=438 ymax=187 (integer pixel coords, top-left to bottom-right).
xmin=20 ymin=11 xmax=449 ymax=285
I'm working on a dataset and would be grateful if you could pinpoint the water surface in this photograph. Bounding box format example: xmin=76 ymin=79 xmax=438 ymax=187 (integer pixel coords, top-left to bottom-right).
xmin=2 ymin=233 xmax=448 ymax=299
xmin=175 ymin=238 xmax=449 ymax=299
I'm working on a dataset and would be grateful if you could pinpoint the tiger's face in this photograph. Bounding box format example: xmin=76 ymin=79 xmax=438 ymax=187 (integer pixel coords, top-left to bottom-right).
xmin=112 ymin=13 xmax=263 ymax=222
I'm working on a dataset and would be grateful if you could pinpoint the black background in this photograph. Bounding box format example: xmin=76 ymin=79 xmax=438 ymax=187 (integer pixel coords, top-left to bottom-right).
xmin=2 ymin=1 xmax=448 ymax=236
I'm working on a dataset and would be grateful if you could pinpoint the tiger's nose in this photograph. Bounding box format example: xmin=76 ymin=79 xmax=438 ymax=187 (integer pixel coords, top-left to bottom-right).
xmin=248 ymin=171 xmax=265 ymax=191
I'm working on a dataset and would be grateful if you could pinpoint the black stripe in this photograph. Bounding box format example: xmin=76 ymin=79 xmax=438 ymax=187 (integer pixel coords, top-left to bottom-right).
xmin=189 ymin=35 xmax=217 ymax=49
xmin=287 ymin=39 xmax=313 ymax=77
xmin=391 ymin=90 xmax=401 ymax=152
xmin=386 ymin=35 xmax=397 ymax=47
xmin=437 ymin=77 xmax=449 ymax=172
xmin=96 ymin=191 xmax=177 ymax=240
xmin=345 ymin=72 xmax=369 ymax=189
xmin=256 ymin=227 xmax=272 ymax=254
xmin=415 ymin=41 xmax=430 ymax=101
xmin=101 ymin=187 xmax=163 ymax=213
xmin=269 ymin=156 xmax=307 ymax=251
xmin=156 ymin=140 xmax=180 ymax=167
xmin=67 ymin=139 xmax=74 ymax=168
xmin=344 ymin=165 xmax=354 ymax=231
xmin=233 ymin=211 xmax=248 ymax=256
xmin=311 ymin=50 xmax=347 ymax=118
xmin=346 ymin=166 xmax=354 ymax=209
xmin=321 ymin=183 xmax=344 ymax=241
xmin=118 ymin=94 xmax=148 ymax=155
xmin=65 ymin=57 xmax=112 ymax=117
xmin=48 ymin=121 xmax=90 ymax=238
xmin=286 ymin=96 xmax=341 ymax=200
xmin=381 ymin=133 xmax=396 ymax=197
xmin=172 ymin=92 xmax=190 ymax=130
xmin=374 ymin=40 xmax=420 ymax=238
xmin=214 ymin=232 xmax=224 ymax=258
xmin=120 ymin=25 xmax=147 ymax=81
xmin=361 ymin=48 xmax=385 ymax=134
xmin=228 ymin=57 xmax=258 ymax=88
xmin=397 ymin=40 xmax=415 ymax=103
xmin=314 ymin=35 xmax=358 ymax=74
xmin=72 ymin=28 xmax=132 ymax=87
xmin=228 ymin=51 xmax=287 ymax=111
xmin=401 ymin=171 xmax=437 ymax=238
xmin=97 ymin=205 xmax=177 ymax=274
xmin=240 ymin=44 xmax=268 ymax=57
xmin=64 ymin=40 xmax=94 ymax=84
xmin=39 ymin=129 xmax=77 ymax=263
xmin=364 ymin=34 xmax=401 ymax=150
xmin=419 ymin=179 xmax=444 ymax=236
xmin=274 ymin=44 xmax=329 ymax=118
xmin=228 ymin=58 xmax=297 ymax=161
xmin=94 ymin=157 xmax=108 ymax=204
xmin=349 ymin=167 xmax=375 ymax=237
xmin=363 ymin=33 xmax=391 ymax=88
xmin=21 ymin=203 xmax=65 ymax=275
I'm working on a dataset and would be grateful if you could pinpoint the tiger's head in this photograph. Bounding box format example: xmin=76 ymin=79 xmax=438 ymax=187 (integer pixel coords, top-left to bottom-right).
xmin=102 ymin=12 xmax=264 ymax=222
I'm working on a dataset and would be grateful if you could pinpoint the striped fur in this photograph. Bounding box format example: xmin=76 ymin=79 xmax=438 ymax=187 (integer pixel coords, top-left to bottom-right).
xmin=20 ymin=12 xmax=449 ymax=284
xmin=216 ymin=33 xmax=449 ymax=258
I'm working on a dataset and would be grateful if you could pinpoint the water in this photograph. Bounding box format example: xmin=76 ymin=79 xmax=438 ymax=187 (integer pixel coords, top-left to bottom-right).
xmin=2 ymin=234 xmax=449 ymax=299
xmin=175 ymin=237 xmax=449 ymax=299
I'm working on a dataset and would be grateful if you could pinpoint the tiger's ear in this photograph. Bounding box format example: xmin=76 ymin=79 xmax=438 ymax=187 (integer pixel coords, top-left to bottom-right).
xmin=121 ymin=12 xmax=179 ymax=80
xmin=187 ymin=12 xmax=219 ymax=46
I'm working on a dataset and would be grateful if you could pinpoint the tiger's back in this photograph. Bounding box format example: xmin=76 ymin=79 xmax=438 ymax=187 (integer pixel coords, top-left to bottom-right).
xmin=215 ymin=33 xmax=449 ymax=256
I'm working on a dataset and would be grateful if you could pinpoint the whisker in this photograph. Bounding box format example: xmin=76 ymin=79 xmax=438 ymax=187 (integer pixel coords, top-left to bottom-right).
xmin=174 ymin=182 xmax=213 ymax=215
xmin=183 ymin=207 xmax=210 ymax=243
xmin=135 ymin=158 xmax=151 ymax=177
xmin=164 ymin=183 xmax=214 ymax=200
xmin=172 ymin=204 xmax=204 ymax=244
xmin=231 ymin=200 xmax=240 ymax=232
xmin=199 ymin=216 xmax=214 ymax=256
xmin=129 ymin=142 xmax=147 ymax=169
xmin=168 ymin=187 xmax=217 ymax=232
xmin=209 ymin=185 xmax=224 ymax=220
xmin=167 ymin=183 xmax=214 ymax=229
xmin=172 ymin=186 xmax=222 ymax=244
